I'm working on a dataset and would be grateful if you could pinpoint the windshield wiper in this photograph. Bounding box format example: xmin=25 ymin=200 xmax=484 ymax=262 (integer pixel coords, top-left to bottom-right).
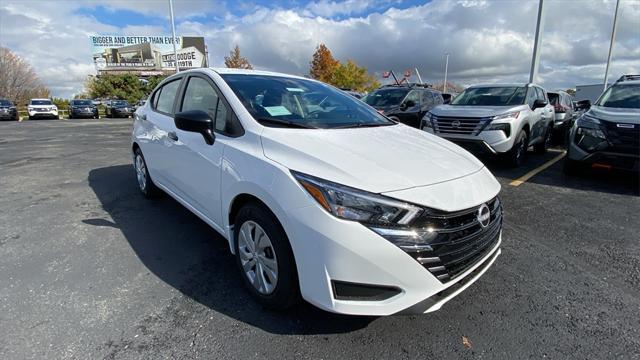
xmin=256 ymin=117 xmax=317 ymax=129
xmin=330 ymin=122 xmax=396 ymax=129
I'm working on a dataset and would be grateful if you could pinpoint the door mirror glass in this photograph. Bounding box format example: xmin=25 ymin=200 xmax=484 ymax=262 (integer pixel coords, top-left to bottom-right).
xmin=174 ymin=110 xmax=215 ymax=145
xmin=532 ymin=99 xmax=548 ymax=109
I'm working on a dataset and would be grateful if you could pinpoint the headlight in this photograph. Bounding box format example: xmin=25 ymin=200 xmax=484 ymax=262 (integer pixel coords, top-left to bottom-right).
xmin=422 ymin=112 xmax=434 ymax=129
xmin=485 ymin=123 xmax=511 ymax=137
xmin=492 ymin=111 xmax=519 ymax=120
xmin=576 ymin=113 xmax=600 ymax=128
xmin=293 ymin=171 xmax=421 ymax=226
xmin=292 ymin=171 xmax=437 ymax=249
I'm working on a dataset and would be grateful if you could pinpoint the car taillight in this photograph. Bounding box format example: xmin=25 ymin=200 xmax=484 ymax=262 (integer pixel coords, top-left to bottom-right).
xmin=554 ymin=104 xmax=565 ymax=113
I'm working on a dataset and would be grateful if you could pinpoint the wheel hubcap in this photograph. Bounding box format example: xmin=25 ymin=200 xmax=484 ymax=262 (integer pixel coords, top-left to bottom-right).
xmin=135 ymin=155 xmax=147 ymax=191
xmin=238 ymin=221 xmax=278 ymax=295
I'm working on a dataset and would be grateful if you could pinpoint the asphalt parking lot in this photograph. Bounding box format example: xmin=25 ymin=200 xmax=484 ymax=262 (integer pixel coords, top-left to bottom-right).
xmin=1 ymin=118 xmax=639 ymax=359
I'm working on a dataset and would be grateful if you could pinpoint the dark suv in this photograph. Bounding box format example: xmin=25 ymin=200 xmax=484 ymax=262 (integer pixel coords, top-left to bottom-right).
xmin=68 ymin=99 xmax=99 ymax=119
xmin=363 ymin=85 xmax=444 ymax=128
xmin=105 ymin=100 xmax=134 ymax=118
xmin=0 ymin=98 xmax=18 ymax=120
xmin=564 ymin=75 xmax=640 ymax=174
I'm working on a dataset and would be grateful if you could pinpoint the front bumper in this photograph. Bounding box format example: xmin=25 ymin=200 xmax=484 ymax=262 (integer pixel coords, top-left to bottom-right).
xmin=284 ymin=201 xmax=502 ymax=316
xmin=112 ymin=109 xmax=133 ymax=117
xmin=568 ymin=124 xmax=640 ymax=172
xmin=28 ymin=109 xmax=58 ymax=118
xmin=424 ymin=127 xmax=514 ymax=154
xmin=0 ymin=111 xmax=17 ymax=119
xmin=71 ymin=108 xmax=98 ymax=117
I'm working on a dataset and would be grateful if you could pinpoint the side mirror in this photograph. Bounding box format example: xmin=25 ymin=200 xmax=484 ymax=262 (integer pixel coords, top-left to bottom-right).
xmin=577 ymin=99 xmax=591 ymax=110
xmin=532 ymin=99 xmax=548 ymax=109
xmin=174 ymin=110 xmax=215 ymax=145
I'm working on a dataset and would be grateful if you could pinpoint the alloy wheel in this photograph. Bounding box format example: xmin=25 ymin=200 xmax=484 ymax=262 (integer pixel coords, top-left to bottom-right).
xmin=238 ymin=220 xmax=279 ymax=295
xmin=135 ymin=154 xmax=147 ymax=191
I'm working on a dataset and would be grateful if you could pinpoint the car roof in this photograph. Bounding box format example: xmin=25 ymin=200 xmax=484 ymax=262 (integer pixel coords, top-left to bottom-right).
xmin=468 ymin=83 xmax=533 ymax=88
xmin=30 ymin=98 xmax=51 ymax=101
xmin=209 ymin=67 xmax=309 ymax=81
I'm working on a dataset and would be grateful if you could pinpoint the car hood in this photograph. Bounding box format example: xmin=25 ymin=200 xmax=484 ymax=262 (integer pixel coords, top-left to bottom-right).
xmin=261 ymin=124 xmax=486 ymax=193
xmin=588 ymin=105 xmax=640 ymax=124
xmin=430 ymin=104 xmax=526 ymax=118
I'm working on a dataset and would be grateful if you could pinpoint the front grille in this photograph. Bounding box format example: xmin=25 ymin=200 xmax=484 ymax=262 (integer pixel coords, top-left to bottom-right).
xmin=602 ymin=120 xmax=640 ymax=155
xmin=404 ymin=197 xmax=502 ymax=283
xmin=432 ymin=115 xmax=491 ymax=135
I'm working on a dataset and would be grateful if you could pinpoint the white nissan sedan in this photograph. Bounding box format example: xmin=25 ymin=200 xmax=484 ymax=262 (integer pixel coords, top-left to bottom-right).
xmin=131 ymin=68 xmax=502 ymax=316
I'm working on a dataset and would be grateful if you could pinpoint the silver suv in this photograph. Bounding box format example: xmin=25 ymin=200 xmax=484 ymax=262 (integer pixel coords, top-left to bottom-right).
xmin=422 ymin=84 xmax=555 ymax=166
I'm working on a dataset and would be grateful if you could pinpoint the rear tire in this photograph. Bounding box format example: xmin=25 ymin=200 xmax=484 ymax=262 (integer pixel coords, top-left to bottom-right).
xmin=534 ymin=125 xmax=552 ymax=154
xmin=234 ymin=203 xmax=300 ymax=310
xmin=506 ymin=129 xmax=528 ymax=167
xmin=133 ymin=148 xmax=160 ymax=198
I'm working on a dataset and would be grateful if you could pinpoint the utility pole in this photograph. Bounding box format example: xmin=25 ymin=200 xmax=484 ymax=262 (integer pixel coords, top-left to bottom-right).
xmin=443 ymin=53 xmax=450 ymax=94
xmin=529 ymin=0 xmax=546 ymax=83
xmin=169 ymin=0 xmax=179 ymax=73
xmin=603 ymin=0 xmax=621 ymax=92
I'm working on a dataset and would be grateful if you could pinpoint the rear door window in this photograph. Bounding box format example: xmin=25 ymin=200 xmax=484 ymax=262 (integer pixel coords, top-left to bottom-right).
xmin=155 ymin=80 xmax=181 ymax=115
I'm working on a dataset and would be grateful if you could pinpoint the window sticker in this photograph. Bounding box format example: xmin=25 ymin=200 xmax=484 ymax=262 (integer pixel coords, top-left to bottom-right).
xmin=264 ymin=106 xmax=292 ymax=116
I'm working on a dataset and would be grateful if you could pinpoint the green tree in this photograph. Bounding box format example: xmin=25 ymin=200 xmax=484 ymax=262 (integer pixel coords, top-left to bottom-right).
xmin=331 ymin=59 xmax=380 ymax=92
xmin=309 ymin=43 xmax=339 ymax=83
xmin=224 ymin=45 xmax=253 ymax=69
xmin=52 ymin=97 xmax=69 ymax=109
xmin=85 ymin=74 xmax=166 ymax=104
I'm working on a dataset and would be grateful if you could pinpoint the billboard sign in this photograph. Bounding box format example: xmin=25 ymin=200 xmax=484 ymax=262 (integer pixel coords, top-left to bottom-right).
xmin=89 ymin=35 xmax=206 ymax=71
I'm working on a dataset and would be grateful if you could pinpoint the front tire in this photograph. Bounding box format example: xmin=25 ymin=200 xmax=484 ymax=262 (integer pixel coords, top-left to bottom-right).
xmin=506 ymin=129 xmax=528 ymax=167
xmin=234 ymin=203 xmax=299 ymax=310
xmin=133 ymin=148 xmax=160 ymax=198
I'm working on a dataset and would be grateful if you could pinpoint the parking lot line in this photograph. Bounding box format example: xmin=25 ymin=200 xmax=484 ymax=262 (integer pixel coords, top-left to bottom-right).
xmin=509 ymin=150 xmax=566 ymax=187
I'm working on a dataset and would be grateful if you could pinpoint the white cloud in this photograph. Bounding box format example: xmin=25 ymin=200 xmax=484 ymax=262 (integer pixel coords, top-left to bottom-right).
xmin=1 ymin=0 xmax=638 ymax=98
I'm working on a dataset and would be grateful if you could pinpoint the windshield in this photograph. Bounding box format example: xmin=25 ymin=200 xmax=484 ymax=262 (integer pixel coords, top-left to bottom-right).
xmin=0 ymin=99 xmax=12 ymax=106
xmin=221 ymin=74 xmax=394 ymax=129
xmin=596 ymin=84 xmax=640 ymax=108
xmin=31 ymin=100 xmax=52 ymax=105
xmin=72 ymin=100 xmax=92 ymax=106
xmin=363 ymin=88 xmax=409 ymax=107
xmin=112 ymin=100 xmax=129 ymax=106
xmin=451 ymin=86 xmax=527 ymax=106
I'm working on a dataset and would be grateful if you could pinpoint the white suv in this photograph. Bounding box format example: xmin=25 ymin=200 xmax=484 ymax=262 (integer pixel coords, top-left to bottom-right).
xmin=131 ymin=68 xmax=502 ymax=315
xmin=423 ymin=84 xmax=555 ymax=166
xmin=28 ymin=98 xmax=58 ymax=120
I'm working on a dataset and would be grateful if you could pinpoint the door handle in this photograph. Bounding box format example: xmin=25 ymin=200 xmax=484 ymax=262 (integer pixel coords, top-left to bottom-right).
xmin=168 ymin=131 xmax=178 ymax=141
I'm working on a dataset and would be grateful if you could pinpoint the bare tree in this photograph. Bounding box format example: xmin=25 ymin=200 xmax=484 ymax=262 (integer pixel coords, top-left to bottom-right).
xmin=224 ymin=45 xmax=253 ymax=69
xmin=0 ymin=47 xmax=49 ymax=105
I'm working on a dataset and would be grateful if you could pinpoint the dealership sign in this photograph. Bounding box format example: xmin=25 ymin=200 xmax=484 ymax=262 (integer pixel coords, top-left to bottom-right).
xmin=89 ymin=35 xmax=206 ymax=71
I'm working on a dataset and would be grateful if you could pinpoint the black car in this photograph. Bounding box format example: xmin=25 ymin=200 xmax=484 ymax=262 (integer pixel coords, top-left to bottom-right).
xmin=68 ymin=99 xmax=99 ymax=119
xmin=362 ymin=85 xmax=444 ymax=128
xmin=0 ymin=98 xmax=18 ymax=120
xmin=106 ymin=100 xmax=134 ymax=118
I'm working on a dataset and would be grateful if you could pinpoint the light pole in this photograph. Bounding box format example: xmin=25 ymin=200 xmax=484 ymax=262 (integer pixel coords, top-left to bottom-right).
xmin=603 ymin=0 xmax=621 ymax=92
xmin=169 ymin=0 xmax=179 ymax=73
xmin=443 ymin=53 xmax=450 ymax=94
xmin=529 ymin=0 xmax=546 ymax=84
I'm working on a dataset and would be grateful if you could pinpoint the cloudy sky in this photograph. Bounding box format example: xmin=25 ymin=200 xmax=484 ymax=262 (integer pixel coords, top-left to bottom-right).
xmin=0 ymin=0 xmax=638 ymax=98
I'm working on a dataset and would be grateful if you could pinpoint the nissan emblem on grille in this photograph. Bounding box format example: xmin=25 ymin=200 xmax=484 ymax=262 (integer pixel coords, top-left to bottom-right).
xmin=451 ymin=120 xmax=461 ymax=128
xmin=477 ymin=203 xmax=491 ymax=228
